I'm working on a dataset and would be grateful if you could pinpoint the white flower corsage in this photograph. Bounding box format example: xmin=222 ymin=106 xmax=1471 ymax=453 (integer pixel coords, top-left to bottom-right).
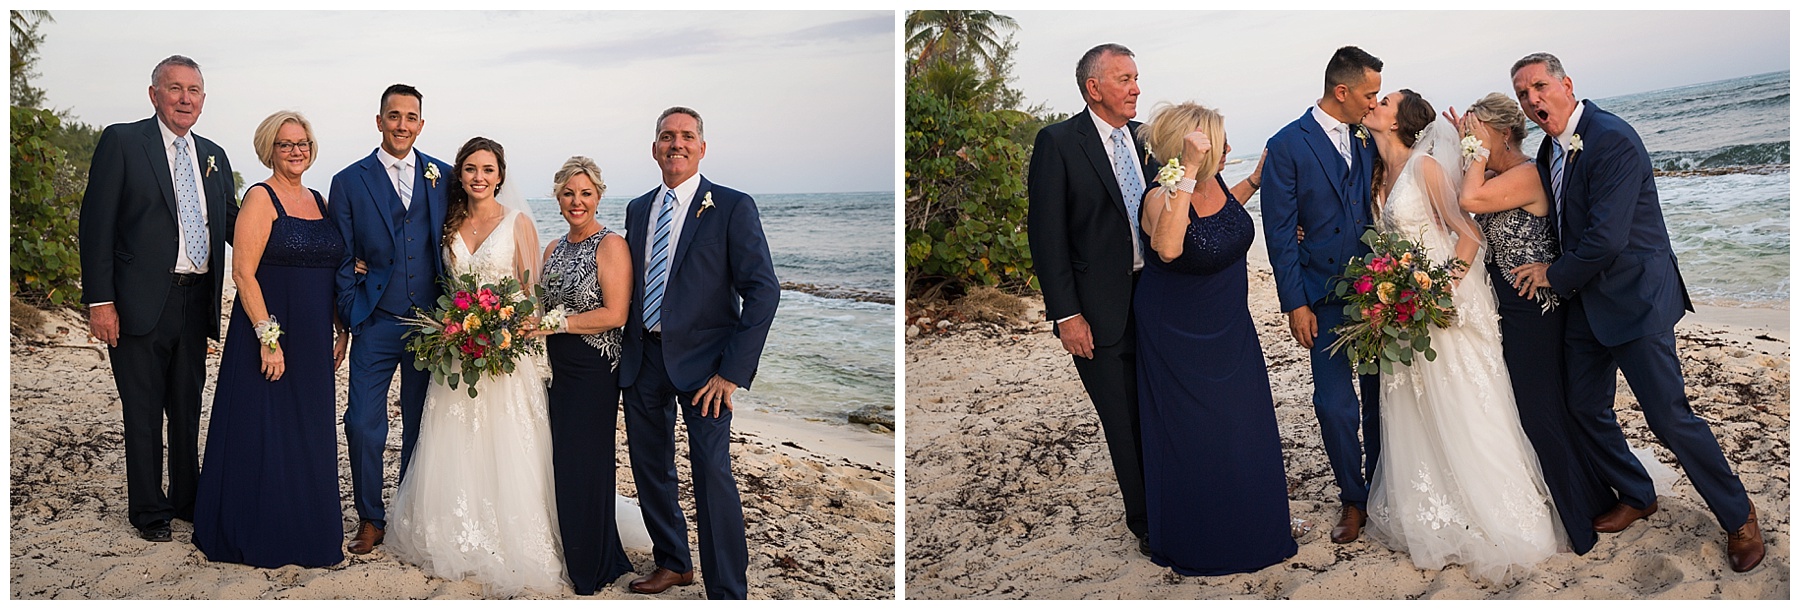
xmin=1355 ymin=125 xmax=1369 ymax=147
xmin=1568 ymin=133 xmax=1584 ymax=156
xmin=695 ymin=191 xmax=715 ymax=218
xmin=254 ymin=316 xmax=283 ymax=350
xmin=1154 ymin=158 xmax=1183 ymax=192
xmin=540 ymin=306 xmax=569 ymax=334
xmin=205 ymin=155 xmax=217 ymax=177
xmin=1460 ymin=134 xmax=1489 ymax=163
xmin=424 ymin=162 xmax=440 ymax=188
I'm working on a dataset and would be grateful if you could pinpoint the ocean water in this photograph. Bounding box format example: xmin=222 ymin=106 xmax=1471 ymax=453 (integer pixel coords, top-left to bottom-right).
xmin=1231 ymin=70 xmax=1789 ymax=307
xmin=524 ymin=191 xmax=895 ymax=427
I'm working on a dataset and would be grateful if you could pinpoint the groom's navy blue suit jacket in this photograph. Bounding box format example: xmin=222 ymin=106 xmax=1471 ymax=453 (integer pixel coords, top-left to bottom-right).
xmin=329 ymin=148 xmax=451 ymax=333
xmin=1261 ymin=108 xmax=1377 ymax=312
xmin=1540 ymin=101 xmax=1692 ymax=347
xmin=620 ymin=176 xmax=780 ymax=392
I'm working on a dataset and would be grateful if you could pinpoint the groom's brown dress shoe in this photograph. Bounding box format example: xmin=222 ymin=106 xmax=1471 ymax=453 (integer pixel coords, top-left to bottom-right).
xmin=1593 ymin=500 xmax=1658 ymax=533
xmin=1330 ymin=504 xmax=1367 ymax=544
xmin=629 ymin=567 xmax=696 ymax=594
xmin=347 ymin=519 xmax=384 ymax=555
xmin=1727 ymin=502 xmax=1765 ymax=573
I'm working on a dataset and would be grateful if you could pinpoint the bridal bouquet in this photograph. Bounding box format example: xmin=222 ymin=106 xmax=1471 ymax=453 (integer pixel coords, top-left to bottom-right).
xmin=1327 ymin=229 xmax=1466 ymax=375
xmin=401 ymin=272 xmax=542 ymax=398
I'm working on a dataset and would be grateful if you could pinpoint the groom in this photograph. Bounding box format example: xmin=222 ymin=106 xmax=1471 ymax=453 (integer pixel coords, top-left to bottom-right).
xmin=621 ymin=107 xmax=780 ymax=599
xmin=1507 ymin=53 xmax=1763 ymax=572
xmin=1260 ymin=45 xmax=1384 ymax=544
xmin=328 ymin=83 xmax=452 ymax=555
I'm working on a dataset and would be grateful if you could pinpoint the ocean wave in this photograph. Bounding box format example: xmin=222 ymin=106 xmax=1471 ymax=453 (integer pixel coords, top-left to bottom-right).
xmin=781 ymin=281 xmax=894 ymax=305
xmin=1650 ymin=141 xmax=1789 ymax=172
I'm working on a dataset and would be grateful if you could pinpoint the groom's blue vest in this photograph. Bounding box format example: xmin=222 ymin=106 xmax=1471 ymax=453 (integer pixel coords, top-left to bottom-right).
xmin=376 ymin=194 xmax=439 ymax=316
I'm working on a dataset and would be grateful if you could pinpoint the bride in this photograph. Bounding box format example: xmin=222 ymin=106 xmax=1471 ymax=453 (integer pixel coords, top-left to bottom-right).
xmin=385 ymin=137 xmax=648 ymax=596
xmin=1357 ymin=90 xmax=1562 ymax=583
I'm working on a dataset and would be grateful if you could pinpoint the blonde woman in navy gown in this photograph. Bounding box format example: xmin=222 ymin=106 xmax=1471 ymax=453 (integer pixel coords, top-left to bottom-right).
xmin=1134 ymin=102 xmax=1294 ymax=575
xmin=192 ymin=111 xmax=345 ymax=567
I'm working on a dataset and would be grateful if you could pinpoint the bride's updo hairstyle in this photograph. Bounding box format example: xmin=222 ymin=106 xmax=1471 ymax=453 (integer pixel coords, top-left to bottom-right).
xmin=1466 ymin=92 xmax=1528 ymax=151
xmin=1139 ymin=101 xmax=1226 ymax=185
xmin=444 ymin=136 xmax=508 ymax=249
xmin=1392 ymin=89 xmax=1436 ymax=149
xmin=1373 ymin=89 xmax=1436 ymax=204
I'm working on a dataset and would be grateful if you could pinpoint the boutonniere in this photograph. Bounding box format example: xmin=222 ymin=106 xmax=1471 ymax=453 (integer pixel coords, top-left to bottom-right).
xmin=695 ymin=191 xmax=715 ymax=219
xmin=1567 ymin=133 xmax=1584 ymax=162
xmin=205 ymin=155 xmax=217 ymax=177
xmin=424 ymin=162 xmax=440 ymax=188
xmin=1354 ymin=125 xmax=1369 ymax=147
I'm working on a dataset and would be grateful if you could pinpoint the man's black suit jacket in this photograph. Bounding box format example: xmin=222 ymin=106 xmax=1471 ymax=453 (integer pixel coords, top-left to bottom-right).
xmin=79 ymin=117 xmax=237 ymax=339
xmin=1027 ymin=107 xmax=1152 ymax=347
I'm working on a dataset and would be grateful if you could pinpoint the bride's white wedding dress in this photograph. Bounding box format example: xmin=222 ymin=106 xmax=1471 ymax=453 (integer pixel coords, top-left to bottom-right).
xmin=386 ymin=209 xmax=566 ymax=595
xmin=1363 ymin=120 xmax=1562 ymax=584
xmin=387 ymin=208 xmax=652 ymax=595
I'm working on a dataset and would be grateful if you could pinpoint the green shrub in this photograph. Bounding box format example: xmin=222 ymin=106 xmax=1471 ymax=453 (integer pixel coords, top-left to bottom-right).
xmin=904 ymin=78 xmax=1038 ymax=297
xmin=11 ymin=106 xmax=84 ymax=307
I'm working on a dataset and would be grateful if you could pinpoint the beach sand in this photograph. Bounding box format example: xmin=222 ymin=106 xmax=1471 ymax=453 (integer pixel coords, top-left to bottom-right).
xmin=8 ymin=280 xmax=895 ymax=600
xmin=904 ymin=263 xmax=1788 ymax=599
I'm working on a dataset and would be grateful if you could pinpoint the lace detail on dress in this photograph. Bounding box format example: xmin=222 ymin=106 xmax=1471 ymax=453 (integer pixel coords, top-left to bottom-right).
xmin=1364 ymin=158 xmax=1562 ymax=585
xmin=541 ymin=228 xmax=623 ymax=366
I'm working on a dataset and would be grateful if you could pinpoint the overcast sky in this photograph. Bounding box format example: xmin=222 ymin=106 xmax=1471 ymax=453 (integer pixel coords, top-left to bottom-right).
xmin=1006 ymin=10 xmax=1789 ymax=158
xmin=33 ymin=10 xmax=895 ymax=196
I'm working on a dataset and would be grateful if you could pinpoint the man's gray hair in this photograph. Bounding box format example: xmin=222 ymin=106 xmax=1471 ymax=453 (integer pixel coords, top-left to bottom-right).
xmin=656 ymin=106 xmax=704 ymax=140
xmin=151 ymin=55 xmax=202 ymax=86
xmin=1075 ymin=43 xmax=1133 ymax=100
xmin=1511 ymin=52 xmax=1566 ymax=80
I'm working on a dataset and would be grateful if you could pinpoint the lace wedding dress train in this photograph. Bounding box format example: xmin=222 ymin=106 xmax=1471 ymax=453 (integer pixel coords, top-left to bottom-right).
xmin=1363 ymin=122 xmax=1563 ymax=584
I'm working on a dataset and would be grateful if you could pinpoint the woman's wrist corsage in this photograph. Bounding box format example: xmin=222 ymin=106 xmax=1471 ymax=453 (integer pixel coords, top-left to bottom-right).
xmin=255 ymin=316 xmax=283 ymax=351
xmin=540 ymin=306 xmax=569 ymax=334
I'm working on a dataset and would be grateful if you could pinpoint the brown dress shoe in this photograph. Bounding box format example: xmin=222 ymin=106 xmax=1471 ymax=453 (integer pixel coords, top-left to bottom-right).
xmin=1593 ymin=500 xmax=1658 ymax=533
xmin=1727 ymin=502 xmax=1765 ymax=573
xmin=629 ymin=567 xmax=696 ymax=594
xmin=347 ymin=520 xmax=384 ymax=555
xmin=1330 ymin=504 xmax=1367 ymax=544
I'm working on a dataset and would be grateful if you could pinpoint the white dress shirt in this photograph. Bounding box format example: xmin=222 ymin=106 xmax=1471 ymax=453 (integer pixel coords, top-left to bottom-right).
xmin=1088 ymin=107 xmax=1145 ymax=272
xmin=1311 ymin=104 xmax=1354 ymax=169
xmin=377 ymin=146 xmax=418 ymax=210
xmin=643 ymin=173 xmax=702 ymax=332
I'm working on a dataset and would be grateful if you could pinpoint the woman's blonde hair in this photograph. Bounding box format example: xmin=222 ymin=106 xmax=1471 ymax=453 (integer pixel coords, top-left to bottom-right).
xmin=1139 ymin=101 xmax=1225 ymax=184
xmin=1467 ymin=92 xmax=1528 ymax=149
xmin=251 ymin=110 xmax=316 ymax=171
xmin=552 ymin=155 xmax=606 ymax=199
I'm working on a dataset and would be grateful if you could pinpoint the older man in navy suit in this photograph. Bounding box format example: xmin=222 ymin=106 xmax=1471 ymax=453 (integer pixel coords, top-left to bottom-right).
xmin=1508 ymin=52 xmax=1762 ymax=572
xmin=621 ymin=107 xmax=779 ymax=599
xmin=328 ymin=84 xmax=452 ymax=556
xmin=80 ymin=55 xmax=238 ymax=543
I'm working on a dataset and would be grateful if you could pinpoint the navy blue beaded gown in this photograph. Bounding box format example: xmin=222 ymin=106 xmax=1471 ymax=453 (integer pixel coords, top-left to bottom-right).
xmin=193 ymin=184 xmax=345 ymax=568
xmin=1135 ymin=175 xmax=1295 ymax=575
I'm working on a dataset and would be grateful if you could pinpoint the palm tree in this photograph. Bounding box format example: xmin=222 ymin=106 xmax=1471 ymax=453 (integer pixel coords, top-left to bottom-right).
xmin=904 ymin=10 xmax=1017 ymax=78
xmin=11 ymin=10 xmax=54 ymax=108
